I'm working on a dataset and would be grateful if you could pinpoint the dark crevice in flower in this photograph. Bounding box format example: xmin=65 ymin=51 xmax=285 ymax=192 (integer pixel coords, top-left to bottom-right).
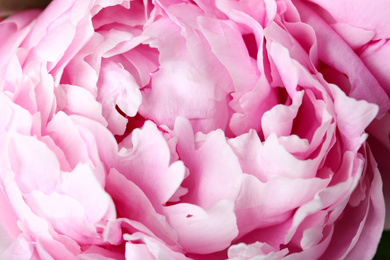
xmin=291 ymin=91 xmax=320 ymax=141
xmin=243 ymin=33 xmax=258 ymax=59
xmin=319 ymin=61 xmax=351 ymax=95
xmin=276 ymin=86 xmax=290 ymax=105
xmin=114 ymin=105 xmax=146 ymax=143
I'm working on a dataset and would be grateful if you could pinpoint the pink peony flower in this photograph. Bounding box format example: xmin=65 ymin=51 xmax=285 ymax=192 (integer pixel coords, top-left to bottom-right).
xmin=0 ymin=0 xmax=389 ymax=259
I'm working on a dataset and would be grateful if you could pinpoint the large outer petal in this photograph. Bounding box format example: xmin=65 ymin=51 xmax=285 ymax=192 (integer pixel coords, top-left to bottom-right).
xmin=295 ymin=0 xmax=390 ymax=116
xmin=305 ymin=0 xmax=390 ymax=40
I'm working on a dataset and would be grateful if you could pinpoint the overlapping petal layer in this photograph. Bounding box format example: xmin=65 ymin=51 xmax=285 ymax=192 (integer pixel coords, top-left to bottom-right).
xmin=0 ymin=0 xmax=389 ymax=259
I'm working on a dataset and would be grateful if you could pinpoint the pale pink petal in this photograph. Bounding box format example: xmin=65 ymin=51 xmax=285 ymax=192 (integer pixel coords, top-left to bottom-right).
xmin=105 ymin=168 xmax=178 ymax=245
xmin=24 ymin=191 xmax=102 ymax=244
xmin=321 ymin=148 xmax=385 ymax=260
xmin=163 ymin=200 xmax=238 ymax=254
xmin=69 ymin=114 xmax=119 ymax=169
xmin=34 ymin=22 xmax=76 ymax=63
xmin=307 ymin=0 xmax=390 ymax=40
xmin=60 ymin=163 xmax=116 ymax=224
xmin=261 ymin=91 xmax=303 ymax=139
xmin=2 ymin=180 xmax=79 ymax=259
xmin=78 ymin=245 xmax=125 ymax=260
xmin=92 ymin=1 xmax=143 ymax=29
xmin=0 ymin=10 xmax=38 ymax=71
xmin=329 ymin=83 xmax=379 ymax=152
xmin=295 ymin=0 xmax=390 ymax=116
xmin=197 ymin=16 xmax=259 ymax=93
xmin=360 ymin=39 xmax=390 ymax=97
xmin=59 ymin=84 xmax=107 ymax=126
xmin=343 ymin=177 xmax=385 ymax=259
xmin=215 ymin=0 xmax=268 ymax=28
xmin=228 ymin=242 xmax=288 ymax=260
xmin=230 ymin=76 xmax=278 ymax=136
xmin=266 ymin=22 xmax=315 ymax=77
xmin=115 ymin=121 xmax=186 ymax=207
xmin=285 ymin=152 xmax=363 ymax=244
xmin=140 ymin=16 xmax=231 ymax=133
xmin=29 ymin=63 xmax=56 ymax=127
xmin=235 ymin=174 xmax=329 ymax=235
xmin=60 ymin=33 xmax=102 ymax=93
xmin=227 ymin=130 xmax=266 ymax=182
xmin=259 ymin=134 xmax=319 ymax=179
xmin=124 ymin=233 xmax=190 ymax=260
xmin=331 ymin=23 xmax=375 ymax=50
xmin=23 ymin=0 xmax=94 ymax=70
xmin=97 ymin=60 xmax=142 ymax=135
xmin=45 ymin=112 xmax=118 ymax=185
xmin=0 ymin=235 xmax=35 ymax=260
xmin=7 ymin=133 xmax=61 ymax=194
xmin=0 ymin=94 xmax=33 ymax=137
xmin=174 ymin=117 xmax=242 ymax=208
xmin=45 ymin=112 xmax=95 ymax=169
xmin=282 ymin=225 xmax=333 ymax=260
xmin=0 ymin=0 xmax=386 ymax=258
xmin=118 ymin=44 xmax=159 ymax=88
xmin=0 ymin=186 xmax=20 ymax=253
xmin=125 ymin=243 xmax=154 ymax=260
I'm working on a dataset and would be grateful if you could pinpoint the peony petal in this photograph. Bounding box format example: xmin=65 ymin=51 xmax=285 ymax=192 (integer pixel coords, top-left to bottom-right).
xmin=329 ymin=83 xmax=378 ymax=153
xmin=285 ymin=151 xmax=363 ymax=244
xmin=115 ymin=121 xmax=186 ymax=207
xmin=228 ymin=130 xmax=267 ymax=182
xmin=174 ymin=117 xmax=242 ymax=208
xmin=125 ymin=243 xmax=154 ymax=260
xmin=124 ymin=232 xmax=190 ymax=260
xmin=343 ymin=176 xmax=385 ymax=259
xmin=295 ymin=0 xmax=390 ymax=116
xmin=0 ymin=186 xmax=20 ymax=254
xmin=97 ymin=60 xmax=142 ymax=135
xmin=322 ymin=148 xmax=385 ymax=260
xmin=163 ymin=200 xmax=238 ymax=254
xmin=105 ymin=168 xmax=178 ymax=245
xmin=0 ymin=234 xmax=34 ymax=260
xmin=45 ymin=112 xmax=94 ymax=169
xmin=197 ymin=16 xmax=259 ymax=93
xmin=331 ymin=22 xmax=375 ymax=50
xmin=228 ymin=242 xmax=288 ymax=260
xmin=0 ymin=10 xmax=38 ymax=73
xmin=0 ymin=93 xmax=33 ymax=137
xmin=2 ymin=180 xmax=79 ymax=259
xmin=8 ymin=133 xmax=61 ymax=194
xmin=235 ymin=174 xmax=329 ymax=235
xmin=78 ymin=245 xmax=124 ymax=260
xmin=261 ymin=91 xmax=303 ymax=139
xmin=140 ymin=16 xmax=231 ymax=133
xmin=24 ymin=190 xmax=102 ymax=244
xmin=60 ymin=84 xmax=107 ymax=126
xmin=60 ymin=163 xmax=116 ymax=224
xmin=360 ymin=39 xmax=390 ymax=97
xmin=259 ymin=134 xmax=318 ymax=179
xmin=306 ymin=0 xmax=390 ymax=40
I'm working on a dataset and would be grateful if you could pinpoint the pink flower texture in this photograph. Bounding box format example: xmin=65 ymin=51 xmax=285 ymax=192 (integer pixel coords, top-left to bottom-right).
xmin=1 ymin=0 xmax=389 ymax=259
